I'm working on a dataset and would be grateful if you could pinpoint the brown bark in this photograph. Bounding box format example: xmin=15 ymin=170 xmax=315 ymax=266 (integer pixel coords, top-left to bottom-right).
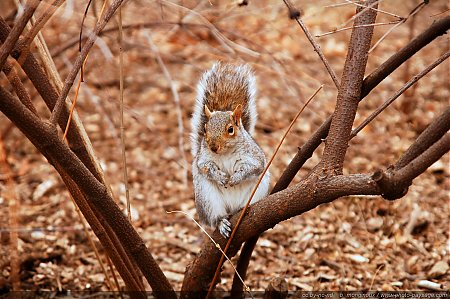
xmin=0 ymin=0 xmax=39 ymax=70
xmin=0 ymin=87 xmax=177 ymax=299
xmin=272 ymin=15 xmax=450 ymax=193
xmin=320 ymin=0 xmax=378 ymax=175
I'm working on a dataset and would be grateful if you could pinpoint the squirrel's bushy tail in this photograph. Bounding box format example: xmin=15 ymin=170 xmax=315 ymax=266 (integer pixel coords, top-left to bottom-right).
xmin=190 ymin=62 xmax=257 ymax=156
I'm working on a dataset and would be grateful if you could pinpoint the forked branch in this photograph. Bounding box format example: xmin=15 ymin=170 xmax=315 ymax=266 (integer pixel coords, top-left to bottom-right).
xmin=0 ymin=87 xmax=177 ymax=299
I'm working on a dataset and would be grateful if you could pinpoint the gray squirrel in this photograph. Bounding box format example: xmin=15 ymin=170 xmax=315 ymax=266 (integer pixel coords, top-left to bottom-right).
xmin=190 ymin=62 xmax=270 ymax=238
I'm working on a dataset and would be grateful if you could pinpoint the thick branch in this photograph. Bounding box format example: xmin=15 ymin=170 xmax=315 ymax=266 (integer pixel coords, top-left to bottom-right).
xmin=0 ymin=0 xmax=39 ymax=70
xmin=0 ymin=87 xmax=176 ymax=298
xmin=396 ymin=107 xmax=450 ymax=169
xmin=321 ymin=0 xmax=378 ymax=174
xmin=394 ymin=133 xmax=449 ymax=183
xmin=373 ymin=133 xmax=450 ymax=201
xmin=362 ymin=15 xmax=450 ymax=97
xmin=0 ymin=17 xmax=101 ymax=182
xmin=272 ymin=15 xmax=450 ymax=192
xmin=181 ymin=174 xmax=381 ymax=296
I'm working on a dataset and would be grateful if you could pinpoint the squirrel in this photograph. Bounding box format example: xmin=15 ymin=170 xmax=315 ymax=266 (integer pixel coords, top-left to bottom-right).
xmin=191 ymin=62 xmax=270 ymax=238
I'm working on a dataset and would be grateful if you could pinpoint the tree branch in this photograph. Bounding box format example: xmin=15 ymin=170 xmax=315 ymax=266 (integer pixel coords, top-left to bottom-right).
xmin=0 ymin=0 xmax=39 ymax=71
xmin=320 ymin=0 xmax=378 ymax=175
xmin=0 ymin=87 xmax=176 ymax=298
xmin=395 ymin=107 xmax=450 ymax=169
xmin=362 ymin=15 xmax=450 ymax=97
xmin=373 ymin=133 xmax=449 ymax=201
xmin=0 ymin=16 xmax=102 ymax=182
xmin=272 ymin=15 xmax=449 ymax=193
xmin=282 ymin=0 xmax=340 ymax=89
xmin=232 ymin=6 xmax=450 ymax=296
xmin=49 ymin=0 xmax=125 ymax=126
xmin=351 ymin=50 xmax=450 ymax=138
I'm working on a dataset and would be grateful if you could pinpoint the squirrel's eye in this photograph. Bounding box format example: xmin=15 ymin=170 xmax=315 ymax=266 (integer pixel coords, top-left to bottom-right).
xmin=227 ymin=125 xmax=234 ymax=135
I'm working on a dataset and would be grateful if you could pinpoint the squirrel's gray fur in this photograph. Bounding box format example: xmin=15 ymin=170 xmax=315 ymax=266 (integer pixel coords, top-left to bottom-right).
xmin=190 ymin=62 xmax=270 ymax=238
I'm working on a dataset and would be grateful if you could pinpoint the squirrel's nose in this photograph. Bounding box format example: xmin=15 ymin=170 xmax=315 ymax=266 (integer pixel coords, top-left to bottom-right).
xmin=210 ymin=144 xmax=219 ymax=153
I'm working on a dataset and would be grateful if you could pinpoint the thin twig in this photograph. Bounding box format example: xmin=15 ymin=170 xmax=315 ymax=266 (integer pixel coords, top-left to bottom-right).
xmin=167 ymin=211 xmax=253 ymax=298
xmin=343 ymin=0 xmax=402 ymax=20
xmin=369 ymin=1 xmax=427 ymax=53
xmin=207 ymin=85 xmax=323 ymax=297
xmin=17 ymin=0 xmax=64 ymax=65
xmin=316 ymin=21 xmax=399 ymax=38
xmin=369 ymin=264 xmax=385 ymax=291
xmin=50 ymin=0 xmax=125 ymax=126
xmin=117 ymin=4 xmax=131 ymax=222
xmin=105 ymin=255 xmax=123 ymax=295
xmin=351 ymin=50 xmax=450 ymax=138
xmin=282 ymin=0 xmax=340 ymax=89
xmin=144 ymin=31 xmax=189 ymax=187
xmin=338 ymin=0 xmax=380 ymax=30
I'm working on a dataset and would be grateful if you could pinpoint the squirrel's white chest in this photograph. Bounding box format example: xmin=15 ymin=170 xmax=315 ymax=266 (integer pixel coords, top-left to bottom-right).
xmin=214 ymin=152 xmax=241 ymax=174
xmin=206 ymin=152 xmax=269 ymax=214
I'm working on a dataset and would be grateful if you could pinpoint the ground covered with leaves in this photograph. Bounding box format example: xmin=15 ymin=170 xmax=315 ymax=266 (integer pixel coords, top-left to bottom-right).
xmin=0 ymin=0 xmax=448 ymax=294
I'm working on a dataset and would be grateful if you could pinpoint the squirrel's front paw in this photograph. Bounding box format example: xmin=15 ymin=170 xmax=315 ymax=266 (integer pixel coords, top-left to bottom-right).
xmin=216 ymin=171 xmax=230 ymax=188
xmin=218 ymin=218 xmax=232 ymax=238
xmin=228 ymin=173 xmax=242 ymax=187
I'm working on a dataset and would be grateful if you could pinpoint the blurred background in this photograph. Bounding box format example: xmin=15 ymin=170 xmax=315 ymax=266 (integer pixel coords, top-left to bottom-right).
xmin=0 ymin=0 xmax=448 ymax=293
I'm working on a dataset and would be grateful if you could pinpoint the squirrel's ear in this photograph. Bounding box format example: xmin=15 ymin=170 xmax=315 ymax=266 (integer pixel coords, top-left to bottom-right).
xmin=232 ymin=104 xmax=243 ymax=126
xmin=204 ymin=104 xmax=212 ymax=119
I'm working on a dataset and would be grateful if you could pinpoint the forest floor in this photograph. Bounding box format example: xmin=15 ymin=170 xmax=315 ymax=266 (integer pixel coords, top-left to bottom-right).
xmin=0 ymin=0 xmax=449 ymax=295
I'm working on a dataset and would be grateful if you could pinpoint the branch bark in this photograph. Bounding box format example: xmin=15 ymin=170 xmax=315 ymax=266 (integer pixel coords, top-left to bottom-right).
xmin=233 ymin=4 xmax=450 ymax=297
xmin=50 ymin=0 xmax=125 ymax=125
xmin=0 ymin=87 xmax=177 ymax=298
xmin=395 ymin=107 xmax=450 ymax=169
xmin=0 ymin=0 xmax=39 ymax=70
xmin=320 ymin=0 xmax=378 ymax=175
xmin=272 ymin=15 xmax=449 ymax=193
xmin=373 ymin=133 xmax=450 ymax=201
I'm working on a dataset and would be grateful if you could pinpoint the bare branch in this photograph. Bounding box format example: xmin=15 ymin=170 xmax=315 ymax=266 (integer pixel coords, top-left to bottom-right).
xmin=373 ymin=133 xmax=450 ymax=201
xmin=351 ymin=50 xmax=450 ymax=138
xmin=2 ymin=59 xmax=37 ymax=115
xmin=363 ymin=16 xmax=450 ymax=97
xmin=395 ymin=107 xmax=450 ymax=170
xmin=272 ymin=15 xmax=450 ymax=192
xmin=320 ymin=0 xmax=378 ymax=175
xmin=16 ymin=0 xmax=64 ymax=65
xmin=316 ymin=21 xmax=398 ymax=38
xmin=282 ymin=0 xmax=340 ymax=89
xmin=0 ymin=17 xmax=103 ymax=182
xmin=0 ymin=0 xmax=39 ymax=71
xmin=0 ymin=87 xmax=177 ymax=298
xmin=49 ymin=0 xmax=125 ymax=126
xmin=369 ymin=1 xmax=427 ymax=53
